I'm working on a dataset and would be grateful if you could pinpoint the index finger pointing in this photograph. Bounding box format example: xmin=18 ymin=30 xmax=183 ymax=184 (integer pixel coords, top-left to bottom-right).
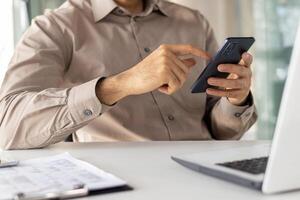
xmin=162 ymin=44 xmax=211 ymax=60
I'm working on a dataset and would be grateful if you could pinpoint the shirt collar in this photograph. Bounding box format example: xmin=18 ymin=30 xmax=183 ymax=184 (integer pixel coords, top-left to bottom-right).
xmin=91 ymin=0 xmax=170 ymax=22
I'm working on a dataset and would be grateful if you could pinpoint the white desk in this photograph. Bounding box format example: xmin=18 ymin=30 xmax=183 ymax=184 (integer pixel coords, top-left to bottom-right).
xmin=7 ymin=141 xmax=300 ymax=200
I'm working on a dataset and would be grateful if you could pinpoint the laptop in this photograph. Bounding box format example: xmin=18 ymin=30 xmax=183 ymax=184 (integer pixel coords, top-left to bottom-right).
xmin=171 ymin=22 xmax=300 ymax=194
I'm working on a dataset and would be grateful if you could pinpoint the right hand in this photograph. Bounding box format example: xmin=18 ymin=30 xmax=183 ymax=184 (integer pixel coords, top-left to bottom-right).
xmin=97 ymin=44 xmax=210 ymax=105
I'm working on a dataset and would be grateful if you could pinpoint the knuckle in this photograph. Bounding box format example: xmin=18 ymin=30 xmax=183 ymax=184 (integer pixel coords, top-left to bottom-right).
xmin=162 ymin=67 xmax=169 ymax=76
xmin=158 ymin=65 xmax=168 ymax=75
xmin=161 ymin=51 xmax=170 ymax=58
xmin=187 ymin=44 xmax=193 ymax=51
xmin=159 ymin=44 xmax=168 ymax=51
xmin=160 ymin=50 xmax=167 ymax=57
xmin=160 ymin=57 xmax=169 ymax=66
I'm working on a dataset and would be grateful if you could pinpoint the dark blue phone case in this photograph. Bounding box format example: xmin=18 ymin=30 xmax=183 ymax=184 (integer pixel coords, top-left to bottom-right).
xmin=191 ymin=37 xmax=255 ymax=93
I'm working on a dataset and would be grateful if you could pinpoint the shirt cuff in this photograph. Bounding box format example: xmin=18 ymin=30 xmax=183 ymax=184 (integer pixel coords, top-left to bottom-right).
xmin=218 ymin=94 xmax=255 ymax=125
xmin=67 ymin=77 xmax=114 ymax=124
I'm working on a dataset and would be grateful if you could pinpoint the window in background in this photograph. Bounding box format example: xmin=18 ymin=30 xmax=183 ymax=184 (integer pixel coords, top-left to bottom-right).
xmin=253 ymin=0 xmax=300 ymax=139
xmin=13 ymin=0 xmax=29 ymax=46
xmin=170 ymin=0 xmax=254 ymax=44
xmin=13 ymin=0 xmax=65 ymax=44
xmin=0 ymin=0 xmax=14 ymax=85
xmin=27 ymin=0 xmax=65 ymax=20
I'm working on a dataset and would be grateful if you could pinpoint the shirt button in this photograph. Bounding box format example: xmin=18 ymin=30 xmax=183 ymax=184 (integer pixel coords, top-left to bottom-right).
xmin=117 ymin=9 xmax=124 ymax=14
xmin=83 ymin=109 xmax=93 ymax=117
xmin=131 ymin=17 xmax=136 ymax=22
xmin=234 ymin=113 xmax=241 ymax=118
xmin=168 ymin=115 xmax=175 ymax=121
xmin=144 ymin=47 xmax=151 ymax=53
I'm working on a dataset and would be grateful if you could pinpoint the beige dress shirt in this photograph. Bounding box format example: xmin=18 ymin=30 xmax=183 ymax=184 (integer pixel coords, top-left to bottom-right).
xmin=0 ymin=0 xmax=257 ymax=150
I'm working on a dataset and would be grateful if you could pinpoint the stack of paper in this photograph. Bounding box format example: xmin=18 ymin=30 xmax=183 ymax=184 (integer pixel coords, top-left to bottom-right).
xmin=0 ymin=153 xmax=126 ymax=199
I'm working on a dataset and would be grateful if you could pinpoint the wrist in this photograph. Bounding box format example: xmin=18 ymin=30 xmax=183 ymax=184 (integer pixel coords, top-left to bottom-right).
xmin=228 ymin=92 xmax=250 ymax=106
xmin=96 ymin=73 xmax=129 ymax=105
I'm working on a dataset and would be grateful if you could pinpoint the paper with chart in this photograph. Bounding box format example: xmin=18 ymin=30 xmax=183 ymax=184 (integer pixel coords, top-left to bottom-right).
xmin=0 ymin=153 xmax=126 ymax=199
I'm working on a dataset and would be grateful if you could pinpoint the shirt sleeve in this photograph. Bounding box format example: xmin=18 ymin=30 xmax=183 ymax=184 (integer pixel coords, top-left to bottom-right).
xmin=197 ymin=11 xmax=258 ymax=139
xmin=0 ymin=13 xmax=110 ymax=150
xmin=206 ymin=94 xmax=258 ymax=140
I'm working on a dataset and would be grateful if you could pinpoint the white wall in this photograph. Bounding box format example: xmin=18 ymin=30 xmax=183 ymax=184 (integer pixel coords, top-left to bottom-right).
xmin=0 ymin=0 xmax=14 ymax=85
xmin=169 ymin=0 xmax=254 ymax=44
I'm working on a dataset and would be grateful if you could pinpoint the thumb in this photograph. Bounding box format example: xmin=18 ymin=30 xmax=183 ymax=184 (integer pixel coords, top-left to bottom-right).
xmin=239 ymin=52 xmax=253 ymax=67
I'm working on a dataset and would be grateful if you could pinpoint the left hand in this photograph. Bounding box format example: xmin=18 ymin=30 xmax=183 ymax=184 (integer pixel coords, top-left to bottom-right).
xmin=206 ymin=52 xmax=253 ymax=106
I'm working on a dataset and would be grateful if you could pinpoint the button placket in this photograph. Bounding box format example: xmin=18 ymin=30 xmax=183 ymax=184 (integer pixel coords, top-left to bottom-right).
xmin=130 ymin=16 xmax=136 ymax=24
xmin=129 ymin=15 xmax=172 ymax=140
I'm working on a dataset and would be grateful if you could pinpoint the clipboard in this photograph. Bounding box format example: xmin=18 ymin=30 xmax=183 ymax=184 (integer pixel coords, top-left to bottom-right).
xmin=13 ymin=184 xmax=133 ymax=200
xmin=0 ymin=160 xmax=19 ymax=168
xmin=14 ymin=184 xmax=88 ymax=200
xmin=0 ymin=152 xmax=19 ymax=168
xmin=0 ymin=153 xmax=132 ymax=200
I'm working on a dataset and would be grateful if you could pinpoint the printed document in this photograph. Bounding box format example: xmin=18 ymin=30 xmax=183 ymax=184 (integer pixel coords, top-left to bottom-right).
xmin=0 ymin=153 xmax=126 ymax=199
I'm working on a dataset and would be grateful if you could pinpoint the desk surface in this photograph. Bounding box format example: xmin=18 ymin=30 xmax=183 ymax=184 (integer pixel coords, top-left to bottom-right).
xmin=7 ymin=141 xmax=300 ymax=200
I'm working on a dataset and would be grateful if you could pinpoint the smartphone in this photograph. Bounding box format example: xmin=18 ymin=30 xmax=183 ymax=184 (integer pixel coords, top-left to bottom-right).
xmin=191 ymin=37 xmax=255 ymax=93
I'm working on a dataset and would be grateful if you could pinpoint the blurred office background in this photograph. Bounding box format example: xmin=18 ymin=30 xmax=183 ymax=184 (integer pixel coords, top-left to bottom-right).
xmin=0 ymin=0 xmax=300 ymax=140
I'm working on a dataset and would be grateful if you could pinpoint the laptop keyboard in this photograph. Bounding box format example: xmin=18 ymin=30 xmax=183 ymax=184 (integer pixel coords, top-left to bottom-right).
xmin=217 ymin=156 xmax=269 ymax=174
